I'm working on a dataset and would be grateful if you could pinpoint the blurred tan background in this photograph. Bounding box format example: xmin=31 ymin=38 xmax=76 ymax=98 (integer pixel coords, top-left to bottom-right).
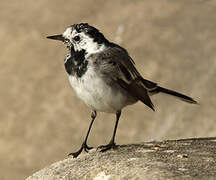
xmin=1 ymin=0 xmax=216 ymax=179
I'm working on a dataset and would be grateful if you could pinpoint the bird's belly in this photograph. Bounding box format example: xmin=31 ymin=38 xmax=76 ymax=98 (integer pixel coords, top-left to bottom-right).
xmin=68 ymin=70 xmax=135 ymax=113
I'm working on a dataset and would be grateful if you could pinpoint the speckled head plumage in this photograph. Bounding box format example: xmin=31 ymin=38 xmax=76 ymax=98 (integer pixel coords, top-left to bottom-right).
xmin=65 ymin=23 xmax=109 ymax=53
xmin=71 ymin=23 xmax=109 ymax=45
xmin=47 ymin=23 xmax=109 ymax=53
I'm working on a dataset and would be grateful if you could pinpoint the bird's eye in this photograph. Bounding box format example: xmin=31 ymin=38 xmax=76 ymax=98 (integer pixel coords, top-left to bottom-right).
xmin=73 ymin=36 xmax=80 ymax=42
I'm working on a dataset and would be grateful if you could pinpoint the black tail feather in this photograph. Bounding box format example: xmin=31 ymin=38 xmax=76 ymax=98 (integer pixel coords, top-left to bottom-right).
xmin=150 ymin=86 xmax=197 ymax=104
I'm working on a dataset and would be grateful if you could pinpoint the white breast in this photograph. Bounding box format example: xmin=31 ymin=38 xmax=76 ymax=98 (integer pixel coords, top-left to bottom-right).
xmin=68 ymin=66 xmax=135 ymax=113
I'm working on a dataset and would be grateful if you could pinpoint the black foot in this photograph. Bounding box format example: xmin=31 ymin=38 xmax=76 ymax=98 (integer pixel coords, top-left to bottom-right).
xmin=68 ymin=142 xmax=93 ymax=158
xmin=84 ymin=144 xmax=93 ymax=151
xmin=97 ymin=142 xmax=117 ymax=152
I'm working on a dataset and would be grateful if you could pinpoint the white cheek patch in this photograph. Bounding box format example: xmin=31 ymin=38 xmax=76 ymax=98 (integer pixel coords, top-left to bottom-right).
xmin=79 ymin=40 xmax=87 ymax=48
xmin=78 ymin=32 xmax=106 ymax=54
xmin=62 ymin=29 xmax=106 ymax=54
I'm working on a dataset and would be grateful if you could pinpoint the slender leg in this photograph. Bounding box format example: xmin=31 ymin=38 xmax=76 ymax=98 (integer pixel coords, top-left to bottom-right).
xmin=98 ymin=110 xmax=121 ymax=152
xmin=68 ymin=110 xmax=97 ymax=158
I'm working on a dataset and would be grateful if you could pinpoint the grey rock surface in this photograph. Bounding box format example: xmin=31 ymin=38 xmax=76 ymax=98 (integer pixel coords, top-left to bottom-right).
xmin=26 ymin=137 xmax=216 ymax=180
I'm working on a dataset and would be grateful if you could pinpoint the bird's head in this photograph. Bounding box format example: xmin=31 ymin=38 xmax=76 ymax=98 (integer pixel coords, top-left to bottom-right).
xmin=47 ymin=23 xmax=109 ymax=55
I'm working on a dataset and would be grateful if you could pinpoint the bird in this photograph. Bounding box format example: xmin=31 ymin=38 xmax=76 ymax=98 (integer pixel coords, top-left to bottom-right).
xmin=47 ymin=23 xmax=197 ymax=158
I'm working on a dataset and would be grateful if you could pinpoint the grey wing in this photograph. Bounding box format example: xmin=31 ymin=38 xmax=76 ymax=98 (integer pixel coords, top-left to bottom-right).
xmin=93 ymin=45 xmax=155 ymax=111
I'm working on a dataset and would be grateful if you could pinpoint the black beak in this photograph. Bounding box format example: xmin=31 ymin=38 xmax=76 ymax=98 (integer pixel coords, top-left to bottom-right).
xmin=46 ymin=34 xmax=65 ymax=42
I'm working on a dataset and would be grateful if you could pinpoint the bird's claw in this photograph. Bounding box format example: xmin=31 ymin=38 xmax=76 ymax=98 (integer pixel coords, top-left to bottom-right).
xmin=83 ymin=143 xmax=93 ymax=152
xmin=97 ymin=142 xmax=117 ymax=152
xmin=68 ymin=142 xmax=93 ymax=158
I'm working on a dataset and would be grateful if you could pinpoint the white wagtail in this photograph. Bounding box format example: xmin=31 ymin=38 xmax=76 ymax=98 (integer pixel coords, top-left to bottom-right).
xmin=47 ymin=23 xmax=197 ymax=158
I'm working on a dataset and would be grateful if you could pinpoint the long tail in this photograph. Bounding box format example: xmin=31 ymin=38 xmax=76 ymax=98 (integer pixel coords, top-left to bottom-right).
xmin=149 ymin=86 xmax=197 ymax=104
xmin=141 ymin=78 xmax=197 ymax=104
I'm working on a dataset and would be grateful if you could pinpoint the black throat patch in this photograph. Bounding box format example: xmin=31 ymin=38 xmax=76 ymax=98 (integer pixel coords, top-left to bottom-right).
xmin=64 ymin=48 xmax=88 ymax=77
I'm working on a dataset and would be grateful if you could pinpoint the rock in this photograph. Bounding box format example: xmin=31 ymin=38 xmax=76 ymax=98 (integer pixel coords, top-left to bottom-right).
xmin=26 ymin=137 xmax=216 ymax=180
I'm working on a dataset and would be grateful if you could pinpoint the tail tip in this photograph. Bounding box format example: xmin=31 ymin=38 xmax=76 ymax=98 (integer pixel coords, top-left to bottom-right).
xmin=186 ymin=97 xmax=198 ymax=104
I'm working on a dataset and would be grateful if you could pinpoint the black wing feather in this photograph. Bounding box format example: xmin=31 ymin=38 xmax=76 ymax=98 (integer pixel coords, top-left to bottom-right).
xmin=94 ymin=45 xmax=155 ymax=111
